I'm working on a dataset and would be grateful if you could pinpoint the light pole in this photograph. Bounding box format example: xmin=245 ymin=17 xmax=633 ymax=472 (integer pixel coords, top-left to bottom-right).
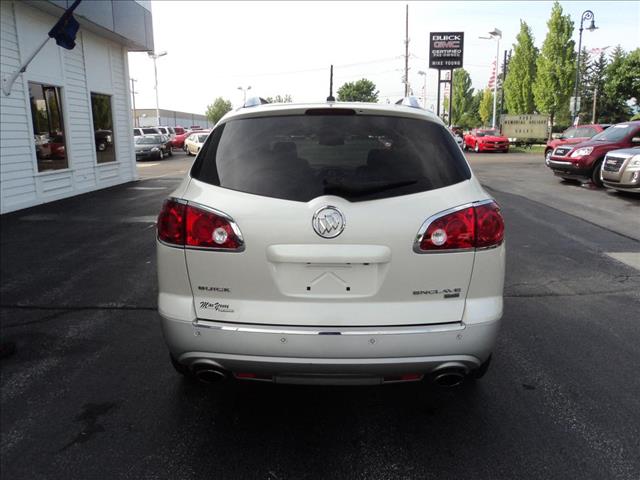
xmin=572 ymin=10 xmax=597 ymax=125
xmin=479 ymin=28 xmax=502 ymax=128
xmin=417 ymin=70 xmax=427 ymax=108
xmin=130 ymin=78 xmax=138 ymax=127
xmin=237 ymin=85 xmax=252 ymax=105
xmin=148 ymin=50 xmax=167 ymax=126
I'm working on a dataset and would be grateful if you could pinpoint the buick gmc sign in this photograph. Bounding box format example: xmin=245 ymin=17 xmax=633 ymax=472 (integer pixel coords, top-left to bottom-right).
xmin=429 ymin=32 xmax=464 ymax=69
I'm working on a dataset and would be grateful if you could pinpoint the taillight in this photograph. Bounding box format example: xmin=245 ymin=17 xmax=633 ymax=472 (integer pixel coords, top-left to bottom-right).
xmin=157 ymin=199 xmax=244 ymax=251
xmin=475 ymin=202 xmax=504 ymax=248
xmin=157 ymin=199 xmax=185 ymax=246
xmin=415 ymin=201 xmax=504 ymax=252
xmin=185 ymin=204 xmax=242 ymax=249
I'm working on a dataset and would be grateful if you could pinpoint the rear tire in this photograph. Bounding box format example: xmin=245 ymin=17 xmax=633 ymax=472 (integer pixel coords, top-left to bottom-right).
xmin=591 ymin=160 xmax=604 ymax=187
xmin=470 ymin=354 xmax=492 ymax=380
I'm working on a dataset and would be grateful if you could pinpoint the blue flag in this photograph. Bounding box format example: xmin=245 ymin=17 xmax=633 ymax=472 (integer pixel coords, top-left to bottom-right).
xmin=48 ymin=0 xmax=82 ymax=50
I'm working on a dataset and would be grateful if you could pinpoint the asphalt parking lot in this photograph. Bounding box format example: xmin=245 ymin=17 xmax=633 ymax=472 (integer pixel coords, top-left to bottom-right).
xmin=1 ymin=150 xmax=639 ymax=480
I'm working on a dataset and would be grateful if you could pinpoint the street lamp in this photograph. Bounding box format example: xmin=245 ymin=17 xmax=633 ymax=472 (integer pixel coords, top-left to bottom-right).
xmin=572 ymin=10 xmax=597 ymax=125
xmin=237 ymin=85 xmax=252 ymax=105
xmin=417 ymin=71 xmax=427 ymax=108
xmin=148 ymin=51 xmax=167 ymax=126
xmin=479 ymin=28 xmax=502 ymax=128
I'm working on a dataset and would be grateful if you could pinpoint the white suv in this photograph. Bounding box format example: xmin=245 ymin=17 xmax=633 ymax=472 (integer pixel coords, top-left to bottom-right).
xmin=157 ymin=100 xmax=505 ymax=386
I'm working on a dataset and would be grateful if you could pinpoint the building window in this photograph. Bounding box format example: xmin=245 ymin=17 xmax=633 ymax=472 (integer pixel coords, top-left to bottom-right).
xmin=91 ymin=93 xmax=115 ymax=163
xmin=29 ymin=82 xmax=67 ymax=172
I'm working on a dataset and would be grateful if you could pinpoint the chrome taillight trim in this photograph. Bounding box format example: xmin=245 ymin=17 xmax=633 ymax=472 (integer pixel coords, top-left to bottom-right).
xmin=157 ymin=197 xmax=245 ymax=252
xmin=413 ymin=199 xmax=502 ymax=254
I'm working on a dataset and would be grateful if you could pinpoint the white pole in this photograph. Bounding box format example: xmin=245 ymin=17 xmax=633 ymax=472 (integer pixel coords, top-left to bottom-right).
xmin=2 ymin=37 xmax=50 ymax=96
xmin=153 ymin=56 xmax=160 ymax=126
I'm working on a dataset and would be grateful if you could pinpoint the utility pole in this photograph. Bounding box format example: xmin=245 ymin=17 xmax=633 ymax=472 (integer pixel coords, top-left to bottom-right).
xmin=404 ymin=4 xmax=409 ymax=97
xmin=130 ymin=78 xmax=138 ymax=127
xmin=592 ymin=85 xmax=598 ymax=123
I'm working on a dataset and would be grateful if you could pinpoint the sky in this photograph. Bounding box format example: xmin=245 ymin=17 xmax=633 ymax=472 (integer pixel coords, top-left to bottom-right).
xmin=127 ymin=1 xmax=640 ymax=115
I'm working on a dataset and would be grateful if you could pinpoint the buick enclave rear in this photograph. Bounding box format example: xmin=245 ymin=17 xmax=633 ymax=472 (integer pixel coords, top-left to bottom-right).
xmin=156 ymin=101 xmax=505 ymax=386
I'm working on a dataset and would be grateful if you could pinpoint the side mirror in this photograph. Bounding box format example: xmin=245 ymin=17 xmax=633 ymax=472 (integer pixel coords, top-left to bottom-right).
xmin=631 ymin=136 xmax=640 ymax=144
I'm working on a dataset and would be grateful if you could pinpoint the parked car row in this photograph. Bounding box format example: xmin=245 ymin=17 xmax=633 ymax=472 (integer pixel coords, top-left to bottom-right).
xmin=545 ymin=121 xmax=640 ymax=193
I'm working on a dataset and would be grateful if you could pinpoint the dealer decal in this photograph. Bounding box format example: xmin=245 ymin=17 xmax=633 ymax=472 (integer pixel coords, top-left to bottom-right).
xmin=199 ymin=301 xmax=235 ymax=313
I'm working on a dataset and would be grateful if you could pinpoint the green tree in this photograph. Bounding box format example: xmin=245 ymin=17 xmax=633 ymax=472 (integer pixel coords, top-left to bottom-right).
xmin=205 ymin=97 xmax=232 ymax=125
xmin=451 ymin=68 xmax=474 ymax=125
xmin=337 ymin=79 xmax=379 ymax=102
xmin=576 ymin=47 xmax=593 ymax=123
xmin=479 ymin=88 xmax=494 ymax=126
xmin=602 ymin=47 xmax=640 ymax=121
xmin=600 ymin=46 xmax=631 ymax=122
xmin=265 ymin=94 xmax=293 ymax=103
xmin=504 ymin=21 xmax=538 ymax=114
xmin=533 ymin=1 xmax=575 ymax=130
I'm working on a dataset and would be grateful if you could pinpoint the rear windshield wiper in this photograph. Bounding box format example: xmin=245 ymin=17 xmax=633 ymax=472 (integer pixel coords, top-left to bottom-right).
xmin=322 ymin=179 xmax=417 ymax=197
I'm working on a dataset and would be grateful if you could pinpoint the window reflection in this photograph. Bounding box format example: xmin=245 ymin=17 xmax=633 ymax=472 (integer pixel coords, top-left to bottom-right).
xmin=91 ymin=93 xmax=115 ymax=163
xmin=29 ymin=82 xmax=68 ymax=172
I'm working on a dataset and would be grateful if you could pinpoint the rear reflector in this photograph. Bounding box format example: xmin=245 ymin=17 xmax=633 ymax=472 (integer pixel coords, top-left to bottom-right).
xmin=157 ymin=199 xmax=244 ymax=251
xmin=416 ymin=201 xmax=504 ymax=252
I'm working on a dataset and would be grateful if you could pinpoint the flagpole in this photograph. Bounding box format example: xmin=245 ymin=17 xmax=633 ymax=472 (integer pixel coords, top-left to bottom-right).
xmin=2 ymin=37 xmax=51 ymax=96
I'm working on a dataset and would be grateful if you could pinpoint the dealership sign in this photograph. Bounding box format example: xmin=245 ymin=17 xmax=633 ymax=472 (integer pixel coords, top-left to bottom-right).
xmin=429 ymin=32 xmax=464 ymax=69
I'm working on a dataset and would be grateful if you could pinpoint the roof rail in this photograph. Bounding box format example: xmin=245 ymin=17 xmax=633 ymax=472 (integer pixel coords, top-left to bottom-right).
xmin=243 ymin=96 xmax=270 ymax=108
xmin=395 ymin=96 xmax=423 ymax=109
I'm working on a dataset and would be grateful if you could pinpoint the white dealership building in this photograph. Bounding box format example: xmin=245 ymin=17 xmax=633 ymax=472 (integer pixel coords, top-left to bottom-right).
xmin=0 ymin=0 xmax=153 ymax=214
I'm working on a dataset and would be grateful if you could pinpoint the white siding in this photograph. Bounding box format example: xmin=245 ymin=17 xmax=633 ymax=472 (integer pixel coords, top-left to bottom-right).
xmin=0 ymin=1 xmax=37 ymax=212
xmin=64 ymin=33 xmax=97 ymax=192
xmin=0 ymin=1 xmax=139 ymax=214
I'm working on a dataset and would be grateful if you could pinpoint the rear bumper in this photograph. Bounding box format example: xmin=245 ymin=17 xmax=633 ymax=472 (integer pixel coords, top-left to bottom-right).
xmin=159 ymin=314 xmax=500 ymax=383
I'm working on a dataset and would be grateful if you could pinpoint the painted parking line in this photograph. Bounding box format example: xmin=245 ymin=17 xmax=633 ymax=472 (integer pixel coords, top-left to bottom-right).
xmin=605 ymin=252 xmax=640 ymax=271
xmin=136 ymin=163 xmax=159 ymax=167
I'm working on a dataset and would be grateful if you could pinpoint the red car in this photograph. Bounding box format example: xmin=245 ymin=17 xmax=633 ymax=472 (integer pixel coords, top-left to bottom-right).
xmin=544 ymin=124 xmax=610 ymax=163
xmin=463 ymin=129 xmax=509 ymax=153
xmin=546 ymin=121 xmax=640 ymax=186
xmin=171 ymin=131 xmax=194 ymax=149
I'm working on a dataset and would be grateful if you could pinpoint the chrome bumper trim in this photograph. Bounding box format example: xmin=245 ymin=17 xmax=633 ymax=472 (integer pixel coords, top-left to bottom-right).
xmin=193 ymin=319 xmax=465 ymax=336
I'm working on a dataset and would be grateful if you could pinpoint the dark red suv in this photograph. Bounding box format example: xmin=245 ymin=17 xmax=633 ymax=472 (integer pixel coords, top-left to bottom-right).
xmin=544 ymin=124 xmax=610 ymax=163
xmin=546 ymin=121 xmax=640 ymax=186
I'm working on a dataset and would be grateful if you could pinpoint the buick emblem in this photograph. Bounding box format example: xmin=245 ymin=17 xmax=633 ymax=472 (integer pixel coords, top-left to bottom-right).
xmin=312 ymin=206 xmax=345 ymax=238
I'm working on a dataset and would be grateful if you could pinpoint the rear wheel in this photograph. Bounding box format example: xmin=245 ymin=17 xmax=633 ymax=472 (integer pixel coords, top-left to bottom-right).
xmin=591 ymin=159 xmax=604 ymax=187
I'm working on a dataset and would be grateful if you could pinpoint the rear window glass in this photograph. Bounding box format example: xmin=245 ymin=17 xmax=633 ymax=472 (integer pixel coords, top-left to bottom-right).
xmin=191 ymin=113 xmax=471 ymax=202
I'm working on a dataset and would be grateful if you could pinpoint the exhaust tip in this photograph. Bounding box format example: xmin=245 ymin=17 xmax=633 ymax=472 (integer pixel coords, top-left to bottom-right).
xmin=434 ymin=371 xmax=466 ymax=387
xmin=191 ymin=362 xmax=228 ymax=384
xmin=432 ymin=363 xmax=469 ymax=387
